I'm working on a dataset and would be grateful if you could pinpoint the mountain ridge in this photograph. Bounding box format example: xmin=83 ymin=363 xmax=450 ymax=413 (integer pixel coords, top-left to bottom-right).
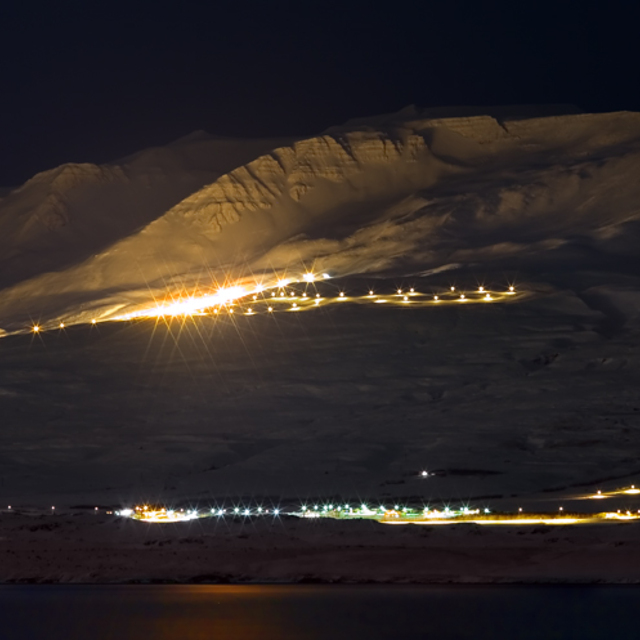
xmin=1 ymin=108 xmax=640 ymax=333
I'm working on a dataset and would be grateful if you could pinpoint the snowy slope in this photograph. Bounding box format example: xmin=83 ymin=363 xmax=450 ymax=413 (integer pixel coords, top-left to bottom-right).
xmin=1 ymin=109 xmax=640 ymax=331
xmin=0 ymin=132 xmax=295 ymax=290
xmin=2 ymin=108 xmax=640 ymax=537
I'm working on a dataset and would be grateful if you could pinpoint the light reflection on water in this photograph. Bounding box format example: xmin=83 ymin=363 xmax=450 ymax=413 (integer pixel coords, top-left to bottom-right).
xmin=1 ymin=584 xmax=640 ymax=639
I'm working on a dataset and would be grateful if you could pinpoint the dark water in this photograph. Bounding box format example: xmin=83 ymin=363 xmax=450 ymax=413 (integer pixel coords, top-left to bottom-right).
xmin=1 ymin=584 xmax=639 ymax=639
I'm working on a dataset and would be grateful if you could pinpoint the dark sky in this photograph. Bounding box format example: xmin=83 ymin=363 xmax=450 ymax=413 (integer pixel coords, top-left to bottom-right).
xmin=1 ymin=0 xmax=637 ymax=185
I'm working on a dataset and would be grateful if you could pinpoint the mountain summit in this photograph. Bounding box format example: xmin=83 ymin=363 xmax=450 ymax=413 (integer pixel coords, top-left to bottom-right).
xmin=1 ymin=108 xmax=640 ymax=333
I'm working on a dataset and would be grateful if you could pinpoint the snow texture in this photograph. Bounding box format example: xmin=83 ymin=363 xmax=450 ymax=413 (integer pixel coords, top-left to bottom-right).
xmin=2 ymin=107 xmax=640 ymax=582
xmin=1 ymin=109 xmax=640 ymax=331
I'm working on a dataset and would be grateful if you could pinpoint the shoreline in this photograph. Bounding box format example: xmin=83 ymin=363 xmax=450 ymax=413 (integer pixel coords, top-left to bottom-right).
xmin=2 ymin=512 xmax=640 ymax=585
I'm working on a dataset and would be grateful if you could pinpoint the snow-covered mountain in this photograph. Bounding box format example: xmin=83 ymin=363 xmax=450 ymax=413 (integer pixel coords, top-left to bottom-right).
xmin=1 ymin=108 xmax=640 ymax=333
xmin=0 ymin=132 xmax=295 ymax=290
xmin=3 ymin=107 xmax=640 ymax=525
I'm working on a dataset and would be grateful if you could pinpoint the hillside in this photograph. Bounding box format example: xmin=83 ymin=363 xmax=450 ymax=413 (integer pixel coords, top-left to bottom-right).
xmin=1 ymin=109 xmax=640 ymax=332
xmin=0 ymin=132 xmax=294 ymax=291
xmin=2 ymin=109 xmax=640 ymax=567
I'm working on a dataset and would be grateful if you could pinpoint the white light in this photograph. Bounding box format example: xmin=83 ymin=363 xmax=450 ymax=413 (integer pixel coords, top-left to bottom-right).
xmin=59 ymin=323 xmax=65 ymax=328
xmin=33 ymin=326 xmax=40 ymax=333
xmin=322 ymin=273 xmax=331 ymax=279
xmin=339 ymin=292 xmax=344 ymax=297
xmin=278 ymin=279 xmax=289 ymax=287
xmin=252 ymin=295 xmax=257 ymax=300
xmin=369 ymin=290 xmax=374 ymax=295
xmin=255 ymin=284 xmax=264 ymax=293
xmin=271 ymin=292 xmax=276 ymax=297
xmin=434 ymin=295 xmax=439 ymax=301
xmin=459 ymin=294 xmax=465 ymax=300
xmin=91 ymin=319 xmax=97 ymax=324
xmin=292 ymin=303 xmax=297 ymax=308
xmin=303 ymin=273 xmax=315 ymax=283
xmin=403 ymin=296 xmax=408 ymax=301
xmin=450 ymin=286 xmax=455 ymax=291
xmin=274 ymin=509 xmax=280 ymax=515
xmin=410 ymin=288 xmax=415 ymax=293
xmin=421 ymin=470 xmax=428 ymax=477
xmin=397 ymin=289 xmax=402 ymax=294
xmin=316 ymin=293 xmax=320 ymax=298
xmin=268 ymin=306 xmax=273 ymax=312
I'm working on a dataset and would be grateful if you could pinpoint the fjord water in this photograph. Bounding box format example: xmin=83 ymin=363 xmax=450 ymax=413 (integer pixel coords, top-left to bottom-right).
xmin=1 ymin=585 xmax=639 ymax=639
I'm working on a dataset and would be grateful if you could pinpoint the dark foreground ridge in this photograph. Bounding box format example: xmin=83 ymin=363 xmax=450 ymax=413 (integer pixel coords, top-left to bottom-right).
xmin=1 ymin=512 xmax=640 ymax=584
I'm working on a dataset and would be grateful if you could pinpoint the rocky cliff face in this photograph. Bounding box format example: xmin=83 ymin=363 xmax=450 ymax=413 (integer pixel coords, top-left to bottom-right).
xmin=163 ymin=130 xmax=431 ymax=238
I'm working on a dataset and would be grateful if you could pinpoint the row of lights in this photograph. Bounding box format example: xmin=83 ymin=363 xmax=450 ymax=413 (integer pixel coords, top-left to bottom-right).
xmin=586 ymin=485 xmax=640 ymax=499
xmin=211 ymin=507 xmax=280 ymax=517
xmin=28 ymin=274 xmax=518 ymax=332
xmin=148 ymin=285 xmax=517 ymax=316
xmin=8 ymin=480 xmax=638 ymax=520
xmin=4 ymin=505 xmax=101 ymax=512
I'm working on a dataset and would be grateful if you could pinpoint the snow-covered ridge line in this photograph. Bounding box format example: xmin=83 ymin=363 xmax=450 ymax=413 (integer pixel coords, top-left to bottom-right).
xmin=1 ymin=108 xmax=640 ymax=332
xmin=158 ymin=110 xmax=640 ymax=241
xmin=161 ymin=130 xmax=431 ymax=238
xmin=0 ymin=132 xmax=296 ymax=290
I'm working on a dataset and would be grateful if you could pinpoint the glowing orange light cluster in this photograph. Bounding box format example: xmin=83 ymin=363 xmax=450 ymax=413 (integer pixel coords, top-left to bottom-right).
xmin=26 ymin=271 xmax=521 ymax=334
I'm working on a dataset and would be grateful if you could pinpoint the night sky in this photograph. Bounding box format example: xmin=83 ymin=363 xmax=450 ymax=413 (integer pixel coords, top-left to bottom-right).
xmin=1 ymin=0 xmax=638 ymax=186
